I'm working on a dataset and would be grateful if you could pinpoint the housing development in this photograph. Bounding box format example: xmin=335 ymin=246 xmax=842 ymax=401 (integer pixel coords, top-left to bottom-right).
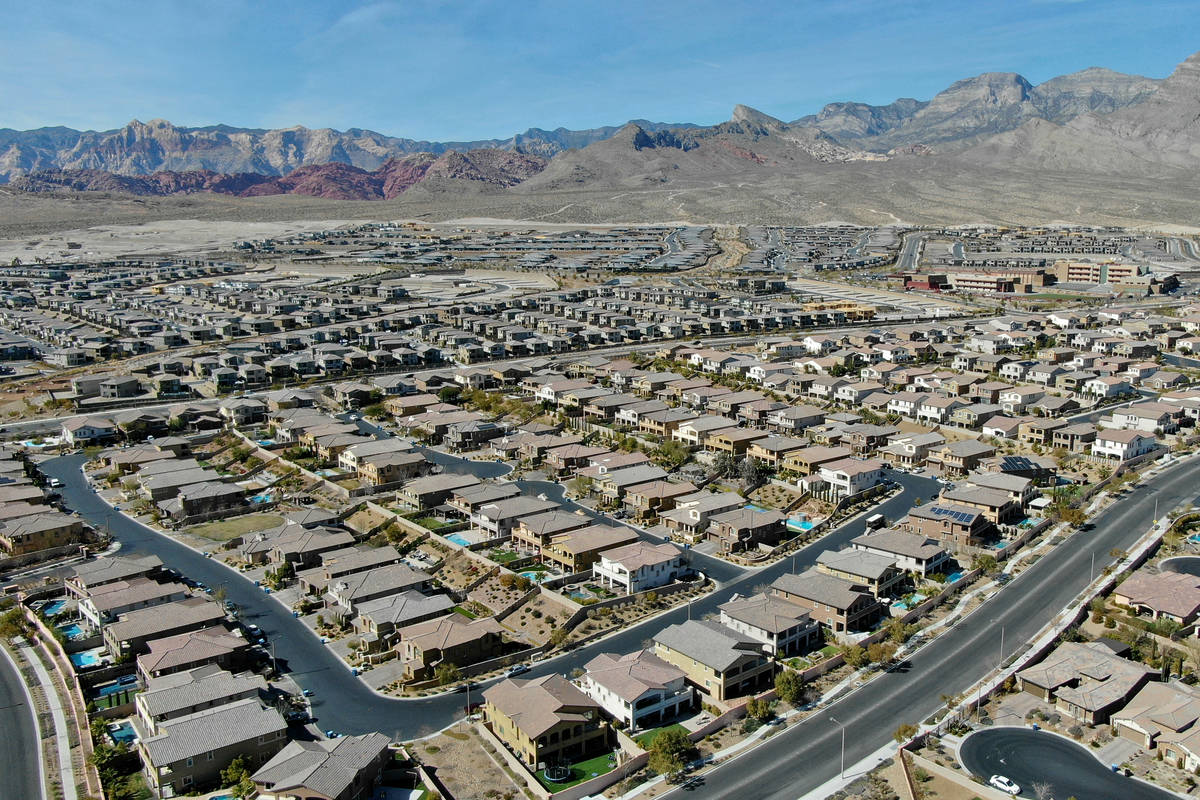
xmin=5 ymin=221 xmax=1200 ymax=800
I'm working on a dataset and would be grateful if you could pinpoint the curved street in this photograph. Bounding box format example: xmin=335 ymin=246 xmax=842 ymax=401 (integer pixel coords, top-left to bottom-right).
xmin=41 ymin=452 xmax=933 ymax=739
xmin=959 ymin=728 xmax=1174 ymax=800
xmin=0 ymin=644 xmax=43 ymax=800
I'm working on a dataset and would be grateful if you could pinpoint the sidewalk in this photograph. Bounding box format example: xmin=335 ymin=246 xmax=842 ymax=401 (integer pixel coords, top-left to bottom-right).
xmin=18 ymin=637 xmax=78 ymax=800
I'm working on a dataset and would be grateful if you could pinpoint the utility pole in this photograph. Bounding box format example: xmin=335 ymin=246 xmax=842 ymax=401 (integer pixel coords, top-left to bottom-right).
xmin=830 ymin=716 xmax=846 ymax=779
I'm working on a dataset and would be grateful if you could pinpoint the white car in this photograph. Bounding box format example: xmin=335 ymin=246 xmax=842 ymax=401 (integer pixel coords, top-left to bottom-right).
xmin=988 ymin=775 xmax=1020 ymax=795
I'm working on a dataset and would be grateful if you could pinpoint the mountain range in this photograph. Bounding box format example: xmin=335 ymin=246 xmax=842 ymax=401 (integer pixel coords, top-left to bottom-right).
xmin=3 ymin=51 xmax=1199 ymax=223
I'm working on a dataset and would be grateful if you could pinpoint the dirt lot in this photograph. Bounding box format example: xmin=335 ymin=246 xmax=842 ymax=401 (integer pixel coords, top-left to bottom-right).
xmin=501 ymin=593 xmax=574 ymax=645
xmin=418 ymin=726 xmax=527 ymax=800
xmin=183 ymin=512 xmax=284 ymax=541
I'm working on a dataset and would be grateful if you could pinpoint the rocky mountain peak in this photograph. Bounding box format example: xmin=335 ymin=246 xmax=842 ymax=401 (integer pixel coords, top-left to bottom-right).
xmin=731 ymin=104 xmax=785 ymax=130
xmin=929 ymin=72 xmax=1034 ymax=110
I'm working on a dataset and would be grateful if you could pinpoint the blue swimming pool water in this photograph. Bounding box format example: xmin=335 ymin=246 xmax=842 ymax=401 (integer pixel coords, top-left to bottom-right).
xmin=445 ymin=533 xmax=471 ymax=546
xmin=744 ymin=503 xmax=769 ymax=513
xmin=249 ymin=493 xmax=272 ymax=504
xmin=787 ymin=519 xmax=814 ymax=531
xmin=57 ymin=622 xmax=85 ymax=639
xmin=108 ymin=721 xmax=137 ymax=745
xmin=946 ymin=571 xmax=964 ymax=583
xmin=96 ymin=682 xmax=129 ymax=698
xmin=41 ymin=599 xmax=67 ymax=616
xmin=315 ymin=469 xmax=340 ymax=478
xmin=70 ymin=651 xmax=101 ymax=668
xmin=257 ymin=439 xmax=275 ymax=446
xmin=569 ymin=591 xmax=590 ymax=602
xmin=520 ymin=571 xmax=547 ymax=583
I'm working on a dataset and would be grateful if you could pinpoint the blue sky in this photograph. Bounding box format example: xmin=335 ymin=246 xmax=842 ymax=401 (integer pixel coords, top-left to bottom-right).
xmin=3 ymin=0 xmax=1198 ymax=139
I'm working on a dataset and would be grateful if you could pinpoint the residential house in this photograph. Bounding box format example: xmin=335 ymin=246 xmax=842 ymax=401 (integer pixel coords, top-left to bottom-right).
xmin=1113 ymin=569 xmax=1200 ymax=625
xmin=815 ymin=549 xmax=904 ymax=598
xmin=652 ymin=619 xmax=774 ymax=701
xmin=850 ymin=529 xmax=952 ymax=577
xmin=135 ymin=698 xmax=287 ymax=795
xmin=541 ymin=525 xmax=640 ymax=573
xmin=580 ymin=650 xmax=693 ymax=732
xmin=1092 ymin=429 xmax=1158 ymax=462
xmin=771 ymin=570 xmax=884 ymax=633
xmin=718 ymin=592 xmax=821 ymax=656
xmin=899 ymin=504 xmax=994 ymax=551
xmin=251 ymin=733 xmax=393 ymax=800
xmin=483 ymin=675 xmax=609 ymax=769
xmin=593 ymin=541 xmax=688 ymax=594
xmin=397 ymin=615 xmax=506 ymax=681
xmin=1018 ymin=641 xmax=1156 ymax=725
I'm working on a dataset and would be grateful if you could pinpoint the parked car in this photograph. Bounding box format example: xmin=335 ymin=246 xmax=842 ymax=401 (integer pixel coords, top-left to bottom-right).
xmin=506 ymin=664 xmax=530 ymax=677
xmin=988 ymin=775 xmax=1019 ymax=795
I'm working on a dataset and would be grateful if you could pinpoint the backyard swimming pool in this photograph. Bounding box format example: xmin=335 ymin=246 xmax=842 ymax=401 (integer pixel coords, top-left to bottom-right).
xmin=445 ymin=533 xmax=472 ymax=546
xmin=70 ymin=649 xmax=104 ymax=669
xmin=520 ymin=570 xmax=549 ymax=583
xmin=249 ymin=493 xmax=273 ymax=504
xmin=39 ymin=599 xmax=68 ymax=616
xmin=57 ymin=622 xmax=86 ymax=640
xmin=108 ymin=721 xmax=137 ymax=745
xmin=787 ymin=519 xmax=815 ymax=531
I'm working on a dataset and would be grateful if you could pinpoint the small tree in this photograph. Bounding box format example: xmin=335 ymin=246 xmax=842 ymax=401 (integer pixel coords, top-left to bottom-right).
xmin=221 ymin=754 xmax=255 ymax=797
xmin=745 ymin=697 xmax=774 ymax=722
xmin=434 ymin=662 xmax=461 ymax=686
xmin=1031 ymin=781 xmax=1055 ymax=800
xmin=971 ymin=554 xmax=999 ymax=575
xmin=775 ymin=669 xmax=806 ymax=705
xmin=648 ymin=727 xmax=694 ymax=779
xmin=1057 ymin=505 xmax=1087 ymax=528
xmin=893 ymin=722 xmax=918 ymax=744
xmin=868 ymin=641 xmax=897 ymax=666
xmin=843 ymin=644 xmax=868 ymax=669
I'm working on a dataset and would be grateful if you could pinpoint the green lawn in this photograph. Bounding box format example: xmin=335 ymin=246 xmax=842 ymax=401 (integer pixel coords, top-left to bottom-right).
xmin=536 ymin=751 xmax=617 ymax=790
xmin=93 ymin=688 xmax=137 ymax=710
xmin=489 ymin=549 xmax=520 ymax=564
xmin=634 ymin=723 xmax=688 ymax=750
xmin=185 ymin=513 xmax=285 ymax=541
xmin=452 ymin=605 xmax=478 ymax=619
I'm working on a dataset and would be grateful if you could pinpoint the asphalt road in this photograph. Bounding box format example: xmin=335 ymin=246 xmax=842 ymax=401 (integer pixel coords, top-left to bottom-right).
xmin=41 ymin=452 xmax=934 ymax=740
xmin=658 ymin=454 xmax=1200 ymax=800
xmin=0 ymin=645 xmax=43 ymax=800
xmin=959 ymin=728 xmax=1174 ymax=800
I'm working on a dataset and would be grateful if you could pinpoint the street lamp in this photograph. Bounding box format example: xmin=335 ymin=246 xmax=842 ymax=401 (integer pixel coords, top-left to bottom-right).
xmin=829 ymin=716 xmax=846 ymax=779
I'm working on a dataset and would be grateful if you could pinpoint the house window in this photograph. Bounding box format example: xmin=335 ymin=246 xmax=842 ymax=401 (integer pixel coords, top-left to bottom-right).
xmin=186 ymin=758 xmax=193 ymax=767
